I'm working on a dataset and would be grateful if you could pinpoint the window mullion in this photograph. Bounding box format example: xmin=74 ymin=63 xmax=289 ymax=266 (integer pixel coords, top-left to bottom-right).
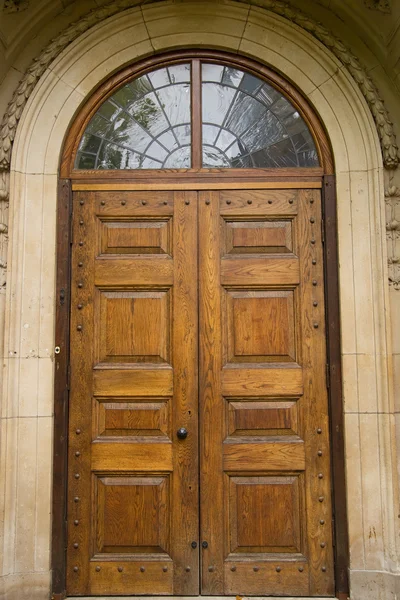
xmin=191 ymin=59 xmax=202 ymax=168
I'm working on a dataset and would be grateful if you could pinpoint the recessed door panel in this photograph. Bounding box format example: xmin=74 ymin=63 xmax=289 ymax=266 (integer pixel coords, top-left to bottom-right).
xmin=226 ymin=399 xmax=299 ymax=437
xmin=93 ymin=398 xmax=171 ymax=438
xmin=94 ymin=475 xmax=170 ymax=554
xmin=228 ymin=475 xmax=303 ymax=553
xmin=224 ymin=290 xmax=296 ymax=363
xmin=224 ymin=220 xmax=293 ymax=254
xmin=100 ymin=219 xmax=172 ymax=255
xmin=96 ymin=289 xmax=171 ymax=364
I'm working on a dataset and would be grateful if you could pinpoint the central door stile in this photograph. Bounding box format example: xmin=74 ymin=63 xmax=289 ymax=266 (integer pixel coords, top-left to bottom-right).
xmin=171 ymin=191 xmax=199 ymax=594
xmin=199 ymin=191 xmax=225 ymax=595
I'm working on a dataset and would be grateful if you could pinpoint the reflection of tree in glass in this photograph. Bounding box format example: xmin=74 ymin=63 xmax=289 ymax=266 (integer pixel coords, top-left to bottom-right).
xmin=99 ymin=146 xmax=123 ymax=169
xmin=131 ymin=97 xmax=159 ymax=130
xmin=78 ymin=63 xmax=319 ymax=170
xmin=113 ymin=78 xmax=152 ymax=108
xmin=222 ymin=67 xmax=242 ymax=87
xmin=80 ymin=154 xmax=95 ymax=169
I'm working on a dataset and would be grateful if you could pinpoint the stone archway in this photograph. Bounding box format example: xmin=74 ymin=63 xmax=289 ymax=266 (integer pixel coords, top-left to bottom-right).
xmin=1 ymin=2 xmax=397 ymax=600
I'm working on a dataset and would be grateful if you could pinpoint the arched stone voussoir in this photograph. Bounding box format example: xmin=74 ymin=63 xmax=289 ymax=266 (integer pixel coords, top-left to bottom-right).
xmin=13 ymin=1 xmax=380 ymax=177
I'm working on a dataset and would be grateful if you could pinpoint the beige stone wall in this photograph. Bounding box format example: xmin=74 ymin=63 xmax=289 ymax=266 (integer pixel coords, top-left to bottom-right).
xmin=0 ymin=2 xmax=399 ymax=600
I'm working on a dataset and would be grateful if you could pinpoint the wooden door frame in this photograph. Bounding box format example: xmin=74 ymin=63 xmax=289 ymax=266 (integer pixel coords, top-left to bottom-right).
xmin=52 ymin=50 xmax=349 ymax=599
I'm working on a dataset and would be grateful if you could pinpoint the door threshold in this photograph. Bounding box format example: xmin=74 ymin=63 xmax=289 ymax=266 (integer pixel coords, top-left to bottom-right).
xmin=66 ymin=597 xmax=337 ymax=599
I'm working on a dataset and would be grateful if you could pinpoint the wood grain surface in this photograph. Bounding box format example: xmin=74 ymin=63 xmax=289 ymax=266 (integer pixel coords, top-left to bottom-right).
xmin=66 ymin=190 xmax=199 ymax=595
xmin=66 ymin=186 xmax=335 ymax=596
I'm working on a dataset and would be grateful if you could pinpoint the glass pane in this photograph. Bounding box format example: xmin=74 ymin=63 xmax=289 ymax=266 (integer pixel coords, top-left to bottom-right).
xmin=202 ymin=83 xmax=236 ymax=126
xmin=202 ymin=63 xmax=224 ymax=83
xmin=156 ymin=84 xmax=190 ymax=127
xmin=221 ymin=67 xmax=243 ymax=87
xmin=256 ymin=83 xmax=282 ymax=108
xmin=241 ymin=112 xmax=286 ymax=153
xmin=239 ymin=73 xmax=262 ymax=95
xmin=112 ymin=77 xmax=152 ymax=108
xmin=76 ymin=152 xmax=96 ymax=169
xmin=75 ymin=60 xmax=319 ymax=170
xmin=126 ymin=93 xmax=168 ymax=136
xmin=203 ymin=146 xmax=231 ymax=167
xmin=85 ymin=114 xmax=110 ymax=137
xmin=168 ymin=64 xmax=191 ymax=83
xmin=107 ymin=114 xmax=152 ymax=153
xmin=79 ymin=133 xmax=102 ymax=154
xmin=202 ymin=63 xmax=319 ymax=168
xmin=146 ymin=141 xmax=169 ymax=162
xmin=174 ymin=124 xmax=191 ymax=146
xmin=215 ymin=129 xmax=236 ymax=151
xmin=75 ymin=64 xmax=191 ymax=169
xmin=225 ymin=92 xmax=266 ymax=136
xmin=98 ymin=100 xmax=119 ymax=121
xmin=148 ymin=68 xmax=170 ymax=88
xmin=203 ymin=124 xmax=220 ymax=145
xmin=158 ymin=130 xmax=178 ymax=151
xmin=164 ymin=146 xmax=191 ymax=168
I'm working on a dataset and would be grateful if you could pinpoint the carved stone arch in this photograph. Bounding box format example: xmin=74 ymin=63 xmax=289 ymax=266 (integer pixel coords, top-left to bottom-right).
xmin=0 ymin=0 xmax=398 ymax=170
xmin=0 ymin=3 xmax=397 ymax=600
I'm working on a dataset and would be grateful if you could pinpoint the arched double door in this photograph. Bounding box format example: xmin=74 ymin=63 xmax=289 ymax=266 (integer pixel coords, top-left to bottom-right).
xmin=60 ymin=52 xmax=337 ymax=597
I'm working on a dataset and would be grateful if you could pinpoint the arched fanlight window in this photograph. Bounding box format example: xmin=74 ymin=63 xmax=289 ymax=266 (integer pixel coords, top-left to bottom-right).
xmin=75 ymin=60 xmax=320 ymax=170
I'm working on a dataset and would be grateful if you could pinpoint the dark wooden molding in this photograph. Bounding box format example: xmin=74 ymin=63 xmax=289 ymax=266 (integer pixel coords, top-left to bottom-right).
xmin=52 ymin=179 xmax=72 ymax=597
xmin=323 ymin=174 xmax=350 ymax=597
xmin=51 ymin=593 xmax=67 ymax=600
xmin=68 ymin=167 xmax=324 ymax=182
xmin=335 ymin=593 xmax=350 ymax=600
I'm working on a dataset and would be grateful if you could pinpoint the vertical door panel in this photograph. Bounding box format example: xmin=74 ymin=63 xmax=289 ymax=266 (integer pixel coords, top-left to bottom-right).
xmin=66 ymin=191 xmax=199 ymax=596
xmin=199 ymin=189 xmax=334 ymax=596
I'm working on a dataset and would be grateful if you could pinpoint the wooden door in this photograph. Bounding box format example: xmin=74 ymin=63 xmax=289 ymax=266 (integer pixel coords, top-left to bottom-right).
xmin=199 ymin=188 xmax=334 ymax=596
xmin=66 ymin=190 xmax=199 ymax=596
xmin=66 ymin=184 xmax=334 ymax=597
